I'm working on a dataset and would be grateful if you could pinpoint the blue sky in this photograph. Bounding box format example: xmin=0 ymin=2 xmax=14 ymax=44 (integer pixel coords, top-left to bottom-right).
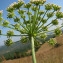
xmin=0 ymin=0 xmax=63 ymax=46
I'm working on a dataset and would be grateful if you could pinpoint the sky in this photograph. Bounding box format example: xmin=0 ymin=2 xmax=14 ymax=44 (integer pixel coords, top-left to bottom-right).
xmin=0 ymin=0 xmax=63 ymax=46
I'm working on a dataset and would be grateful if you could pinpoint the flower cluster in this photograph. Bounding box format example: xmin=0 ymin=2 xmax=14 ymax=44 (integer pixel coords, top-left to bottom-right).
xmin=38 ymin=10 xmax=44 ymax=15
xmin=14 ymin=17 xmax=20 ymax=22
xmin=48 ymin=38 xmax=57 ymax=46
xmin=7 ymin=2 xmax=17 ymax=12
xmin=30 ymin=0 xmax=46 ymax=5
xmin=7 ymin=1 xmax=24 ymax=12
xmin=52 ymin=4 xmax=61 ymax=11
xmin=14 ymin=23 xmax=20 ymax=30
xmin=7 ymin=30 xmax=14 ymax=37
xmin=19 ymin=29 xmax=26 ymax=34
xmin=2 ymin=20 xmax=9 ymax=27
xmin=54 ymin=28 xmax=62 ymax=36
xmin=24 ymin=3 xmax=31 ymax=9
xmin=45 ymin=3 xmax=52 ymax=10
xmin=52 ymin=19 xmax=58 ymax=25
xmin=42 ymin=26 xmax=48 ymax=31
xmin=0 ymin=10 xmax=3 ymax=22
xmin=41 ymin=18 xmax=47 ymax=24
xmin=47 ymin=12 xmax=54 ymax=18
xmin=7 ymin=12 xmax=15 ymax=18
xmin=40 ymin=33 xmax=47 ymax=39
xmin=31 ymin=6 xmax=39 ymax=11
xmin=5 ymin=39 xmax=13 ymax=46
xmin=20 ymin=36 xmax=28 ymax=44
xmin=56 ymin=11 xmax=63 ymax=18
xmin=0 ymin=10 xmax=3 ymax=16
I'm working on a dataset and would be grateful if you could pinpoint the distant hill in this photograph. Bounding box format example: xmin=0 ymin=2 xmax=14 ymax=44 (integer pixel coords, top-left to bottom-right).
xmin=0 ymin=41 xmax=31 ymax=56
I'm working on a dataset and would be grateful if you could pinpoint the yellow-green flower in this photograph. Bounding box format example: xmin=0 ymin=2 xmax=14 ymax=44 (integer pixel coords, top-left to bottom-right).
xmin=5 ymin=39 xmax=13 ymax=46
xmin=7 ymin=30 xmax=14 ymax=37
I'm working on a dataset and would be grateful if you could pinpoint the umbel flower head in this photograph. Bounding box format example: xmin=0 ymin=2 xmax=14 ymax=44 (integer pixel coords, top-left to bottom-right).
xmin=5 ymin=39 xmax=13 ymax=46
xmin=48 ymin=38 xmax=57 ymax=46
xmin=0 ymin=10 xmax=3 ymax=16
xmin=30 ymin=0 xmax=46 ymax=5
xmin=7 ymin=30 xmax=14 ymax=37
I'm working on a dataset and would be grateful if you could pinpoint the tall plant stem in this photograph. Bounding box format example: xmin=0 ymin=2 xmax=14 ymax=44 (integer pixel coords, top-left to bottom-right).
xmin=31 ymin=36 xmax=36 ymax=63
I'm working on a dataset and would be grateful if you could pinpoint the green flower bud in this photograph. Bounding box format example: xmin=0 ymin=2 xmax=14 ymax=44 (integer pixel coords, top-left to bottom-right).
xmin=0 ymin=17 xmax=3 ymax=22
xmin=48 ymin=38 xmax=57 ymax=46
xmin=0 ymin=30 xmax=1 ymax=35
xmin=31 ymin=6 xmax=38 ymax=11
xmin=41 ymin=18 xmax=47 ymax=24
xmin=38 ymin=10 xmax=44 ymax=15
xmin=0 ymin=10 xmax=3 ymax=16
xmin=56 ymin=11 xmax=63 ymax=18
xmin=18 ymin=10 xmax=25 ymax=14
xmin=5 ymin=39 xmax=13 ymax=46
xmin=19 ymin=29 xmax=26 ymax=34
xmin=30 ymin=0 xmax=46 ymax=5
xmin=42 ymin=26 xmax=48 ymax=31
xmin=16 ymin=1 xmax=24 ymax=9
xmin=52 ymin=19 xmax=58 ymax=25
xmin=40 ymin=33 xmax=47 ymax=39
xmin=2 ymin=20 xmax=9 ymax=27
xmin=47 ymin=12 xmax=54 ymax=18
xmin=7 ymin=7 xmax=14 ymax=12
xmin=7 ymin=30 xmax=14 ymax=37
xmin=54 ymin=28 xmax=62 ymax=36
xmin=27 ymin=12 xmax=32 ymax=15
xmin=52 ymin=4 xmax=61 ymax=11
xmin=14 ymin=23 xmax=20 ymax=30
xmin=7 ymin=12 xmax=15 ymax=18
xmin=34 ymin=40 xmax=40 ymax=48
xmin=24 ymin=3 xmax=31 ymax=8
xmin=20 ymin=36 xmax=28 ymax=44
xmin=14 ymin=17 xmax=20 ymax=22
xmin=45 ymin=3 xmax=52 ymax=10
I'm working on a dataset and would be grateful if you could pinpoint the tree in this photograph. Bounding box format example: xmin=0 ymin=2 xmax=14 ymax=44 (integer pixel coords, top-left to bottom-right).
xmin=0 ymin=0 xmax=63 ymax=63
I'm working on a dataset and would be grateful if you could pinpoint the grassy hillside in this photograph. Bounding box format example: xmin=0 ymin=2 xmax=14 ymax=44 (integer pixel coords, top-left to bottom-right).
xmin=2 ymin=34 xmax=63 ymax=63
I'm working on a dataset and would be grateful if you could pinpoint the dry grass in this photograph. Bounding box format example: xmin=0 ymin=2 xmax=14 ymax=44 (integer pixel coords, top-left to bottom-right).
xmin=2 ymin=34 xmax=63 ymax=63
